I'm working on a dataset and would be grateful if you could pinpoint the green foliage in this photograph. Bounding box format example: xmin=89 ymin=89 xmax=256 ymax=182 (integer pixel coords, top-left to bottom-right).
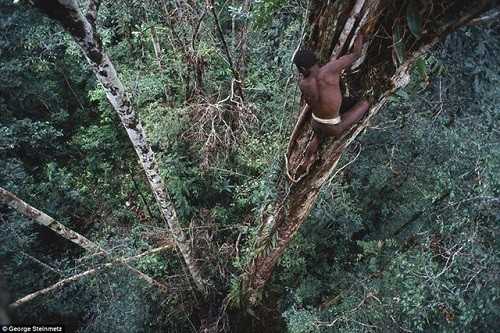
xmin=0 ymin=1 xmax=173 ymax=328
xmin=1 ymin=0 xmax=498 ymax=331
xmin=251 ymin=0 xmax=284 ymax=29
xmin=228 ymin=276 xmax=245 ymax=308
xmin=283 ymin=306 xmax=321 ymax=333
xmin=392 ymin=22 xmax=406 ymax=64
xmin=278 ymin=24 xmax=499 ymax=332
xmin=406 ymin=0 xmax=423 ymax=39
xmin=0 ymin=119 xmax=62 ymax=152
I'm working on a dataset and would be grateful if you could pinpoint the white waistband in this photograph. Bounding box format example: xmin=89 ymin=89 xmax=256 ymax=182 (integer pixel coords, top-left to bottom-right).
xmin=312 ymin=113 xmax=341 ymax=125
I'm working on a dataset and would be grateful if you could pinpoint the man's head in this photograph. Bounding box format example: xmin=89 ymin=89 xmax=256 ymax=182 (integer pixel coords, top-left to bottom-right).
xmin=293 ymin=49 xmax=318 ymax=70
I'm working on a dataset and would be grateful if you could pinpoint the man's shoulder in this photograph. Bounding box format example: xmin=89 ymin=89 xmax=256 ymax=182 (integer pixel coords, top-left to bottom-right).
xmin=318 ymin=67 xmax=340 ymax=82
xmin=320 ymin=61 xmax=342 ymax=75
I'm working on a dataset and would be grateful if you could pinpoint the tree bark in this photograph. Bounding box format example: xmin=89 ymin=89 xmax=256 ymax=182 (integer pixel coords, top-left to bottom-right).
xmin=28 ymin=0 xmax=206 ymax=292
xmin=0 ymin=186 xmax=104 ymax=255
xmin=242 ymin=0 xmax=497 ymax=301
xmin=9 ymin=244 xmax=175 ymax=309
xmin=0 ymin=186 xmax=172 ymax=296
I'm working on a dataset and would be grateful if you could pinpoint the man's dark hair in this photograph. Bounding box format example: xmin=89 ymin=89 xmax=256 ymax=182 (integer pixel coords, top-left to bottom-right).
xmin=293 ymin=49 xmax=318 ymax=69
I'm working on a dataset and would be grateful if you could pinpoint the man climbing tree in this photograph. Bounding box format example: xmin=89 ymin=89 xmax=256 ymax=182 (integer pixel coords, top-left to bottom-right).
xmin=3 ymin=0 xmax=497 ymax=329
xmin=242 ymin=0 xmax=497 ymax=303
xmin=293 ymin=35 xmax=370 ymax=177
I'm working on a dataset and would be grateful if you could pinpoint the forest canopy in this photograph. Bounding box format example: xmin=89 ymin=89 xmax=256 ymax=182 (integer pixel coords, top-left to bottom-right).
xmin=0 ymin=0 xmax=498 ymax=332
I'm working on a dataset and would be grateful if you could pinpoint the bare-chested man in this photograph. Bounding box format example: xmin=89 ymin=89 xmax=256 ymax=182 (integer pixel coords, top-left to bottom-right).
xmin=293 ymin=36 xmax=369 ymax=170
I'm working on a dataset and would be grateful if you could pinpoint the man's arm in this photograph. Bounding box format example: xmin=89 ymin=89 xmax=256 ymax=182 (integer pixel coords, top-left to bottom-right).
xmin=324 ymin=35 xmax=363 ymax=74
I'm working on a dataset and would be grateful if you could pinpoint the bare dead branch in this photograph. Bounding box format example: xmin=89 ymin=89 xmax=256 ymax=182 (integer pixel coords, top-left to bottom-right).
xmin=9 ymin=244 xmax=176 ymax=309
xmin=0 ymin=186 xmax=105 ymax=255
xmin=466 ymin=10 xmax=500 ymax=25
xmin=127 ymin=244 xmax=176 ymax=261
xmin=9 ymin=268 xmax=99 ymax=309
xmin=19 ymin=251 xmax=63 ymax=276
xmin=0 ymin=186 xmax=173 ymax=296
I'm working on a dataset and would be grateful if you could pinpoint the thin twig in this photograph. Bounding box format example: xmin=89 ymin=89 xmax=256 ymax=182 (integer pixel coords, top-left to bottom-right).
xmin=19 ymin=251 xmax=63 ymax=276
xmin=329 ymin=143 xmax=362 ymax=181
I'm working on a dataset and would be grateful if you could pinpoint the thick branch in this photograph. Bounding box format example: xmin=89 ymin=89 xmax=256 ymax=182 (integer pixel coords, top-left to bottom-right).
xmin=0 ymin=186 xmax=172 ymax=296
xmin=0 ymin=186 xmax=104 ymax=255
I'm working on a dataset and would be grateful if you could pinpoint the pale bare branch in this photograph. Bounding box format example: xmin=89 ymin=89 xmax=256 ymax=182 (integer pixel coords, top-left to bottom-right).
xmin=20 ymin=251 xmax=63 ymax=276
xmin=0 ymin=186 xmax=173 ymax=297
xmin=9 ymin=268 xmax=98 ymax=309
xmin=0 ymin=186 xmax=105 ymax=255
xmin=467 ymin=11 xmax=500 ymax=25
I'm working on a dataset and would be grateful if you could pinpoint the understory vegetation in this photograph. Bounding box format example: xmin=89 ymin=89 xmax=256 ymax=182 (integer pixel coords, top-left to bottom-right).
xmin=0 ymin=0 xmax=498 ymax=331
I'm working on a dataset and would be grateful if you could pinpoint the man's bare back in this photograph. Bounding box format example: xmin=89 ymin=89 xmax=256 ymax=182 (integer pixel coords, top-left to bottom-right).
xmin=299 ymin=75 xmax=342 ymax=120
xmin=292 ymin=36 xmax=369 ymax=175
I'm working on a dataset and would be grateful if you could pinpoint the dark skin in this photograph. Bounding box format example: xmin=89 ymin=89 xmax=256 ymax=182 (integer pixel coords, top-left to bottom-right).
xmin=297 ymin=36 xmax=370 ymax=168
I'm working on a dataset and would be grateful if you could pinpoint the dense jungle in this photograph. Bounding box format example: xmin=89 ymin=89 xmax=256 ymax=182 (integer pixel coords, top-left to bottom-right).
xmin=0 ymin=0 xmax=498 ymax=332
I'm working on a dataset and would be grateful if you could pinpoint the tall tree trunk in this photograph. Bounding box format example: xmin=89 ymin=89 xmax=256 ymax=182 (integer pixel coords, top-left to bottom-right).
xmin=242 ymin=0 xmax=497 ymax=302
xmin=28 ymin=0 xmax=206 ymax=292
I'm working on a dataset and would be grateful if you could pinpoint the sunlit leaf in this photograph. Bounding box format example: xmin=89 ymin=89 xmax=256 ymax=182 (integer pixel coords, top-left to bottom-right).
xmin=396 ymin=89 xmax=410 ymax=99
xmin=415 ymin=57 xmax=427 ymax=79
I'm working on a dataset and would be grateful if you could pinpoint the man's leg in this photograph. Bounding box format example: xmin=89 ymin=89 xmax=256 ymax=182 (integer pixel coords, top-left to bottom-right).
xmin=303 ymin=131 xmax=324 ymax=166
xmin=294 ymin=130 xmax=324 ymax=177
xmin=295 ymin=100 xmax=369 ymax=177
xmin=337 ymin=99 xmax=370 ymax=133
xmin=310 ymin=100 xmax=369 ymax=137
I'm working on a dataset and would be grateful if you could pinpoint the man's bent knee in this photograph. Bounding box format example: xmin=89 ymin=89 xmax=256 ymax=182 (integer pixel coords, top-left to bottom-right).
xmin=359 ymin=99 xmax=370 ymax=110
